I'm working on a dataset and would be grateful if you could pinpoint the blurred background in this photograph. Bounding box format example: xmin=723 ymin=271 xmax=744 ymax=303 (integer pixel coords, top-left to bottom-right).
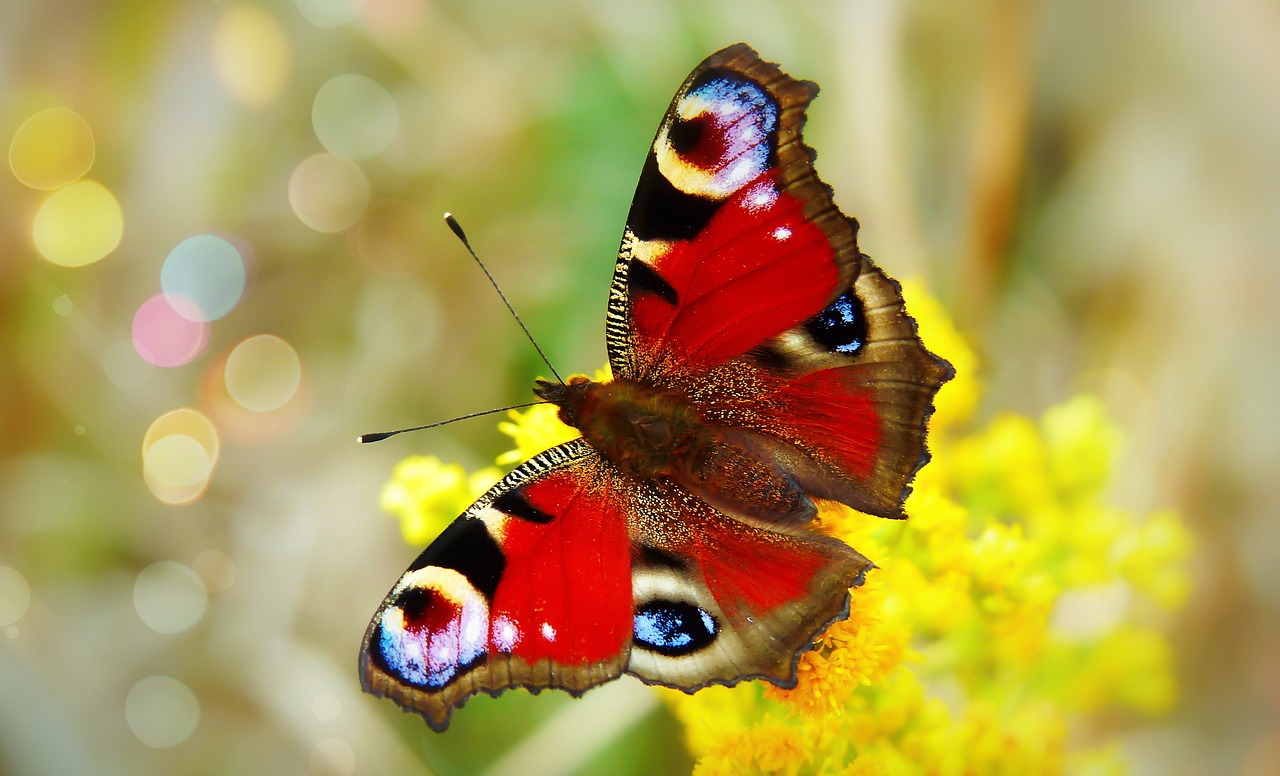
xmin=1 ymin=0 xmax=1277 ymax=774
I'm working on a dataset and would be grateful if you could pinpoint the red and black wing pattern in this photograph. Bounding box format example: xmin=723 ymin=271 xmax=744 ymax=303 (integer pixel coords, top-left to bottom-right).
xmin=360 ymin=440 xmax=633 ymax=731
xmin=604 ymin=44 xmax=852 ymax=379
xmin=362 ymin=44 xmax=951 ymax=730
xmin=623 ymin=478 xmax=873 ymax=689
xmin=605 ymin=43 xmax=952 ymax=520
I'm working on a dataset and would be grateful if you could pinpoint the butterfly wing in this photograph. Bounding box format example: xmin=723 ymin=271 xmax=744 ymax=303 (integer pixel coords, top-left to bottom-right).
xmin=623 ymin=478 xmax=873 ymax=689
xmin=605 ymin=43 xmax=952 ymax=520
xmin=359 ymin=439 xmax=634 ymax=731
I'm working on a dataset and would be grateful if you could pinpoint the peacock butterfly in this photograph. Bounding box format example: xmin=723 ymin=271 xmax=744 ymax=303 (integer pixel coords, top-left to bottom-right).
xmin=359 ymin=43 xmax=952 ymax=731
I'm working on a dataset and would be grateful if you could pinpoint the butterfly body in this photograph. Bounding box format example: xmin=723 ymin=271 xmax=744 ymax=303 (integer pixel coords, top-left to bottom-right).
xmin=537 ymin=375 xmax=812 ymax=524
xmin=361 ymin=44 xmax=953 ymax=731
xmin=535 ymin=376 xmax=701 ymax=481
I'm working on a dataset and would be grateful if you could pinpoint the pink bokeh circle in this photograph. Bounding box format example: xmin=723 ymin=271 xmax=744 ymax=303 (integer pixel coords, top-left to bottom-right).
xmin=132 ymin=293 xmax=210 ymax=368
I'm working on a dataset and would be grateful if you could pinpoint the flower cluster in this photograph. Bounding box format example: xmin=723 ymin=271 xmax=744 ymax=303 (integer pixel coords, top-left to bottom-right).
xmin=379 ymin=456 xmax=501 ymax=546
xmin=379 ymin=282 xmax=1190 ymax=774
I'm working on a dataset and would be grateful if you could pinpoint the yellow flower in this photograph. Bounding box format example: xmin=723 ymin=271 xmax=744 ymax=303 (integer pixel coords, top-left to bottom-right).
xmin=841 ymin=744 xmax=913 ymax=776
xmin=900 ymin=279 xmax=979 ymax=435
xmin=662 ymin=684 xmax=765 ymax=758
xmin=379 ymin=455 xmax=500 ymax=545
xmin=1116 ymin=510 xmax=1193 ymax=610
xmin=1042 ymin=395 xmax=1122 ymax=501
xmin=1063 ymin=626 xmax=1179 ymax=715
xmin=496 ymin=402 xmax=579 ymax=465
xmin=690 ymin=721 xmax=814 ymax=776
xmin=950 ymin=413 xmax=1054 ymax=520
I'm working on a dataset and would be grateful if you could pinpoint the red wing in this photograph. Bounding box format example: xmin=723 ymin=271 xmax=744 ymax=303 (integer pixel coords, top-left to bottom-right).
xmin=625 ymin=171 xmax=844 ymax=371
xmin=692 ymin=263 xmax=955 ymax=519
xmin=359 ymin=439 xmax=632 ymax=731
xmin=605 ymin=44 xmax=951 ymax=519
xmin=623 ymin=480 xmax=874 ymax=689
xmin=605 ymin=44 xmax=857 ymax=380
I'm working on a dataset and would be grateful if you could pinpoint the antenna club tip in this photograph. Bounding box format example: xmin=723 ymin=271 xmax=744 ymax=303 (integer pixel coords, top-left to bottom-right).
xmin=444 ymin=213 xmax=468 ymax=243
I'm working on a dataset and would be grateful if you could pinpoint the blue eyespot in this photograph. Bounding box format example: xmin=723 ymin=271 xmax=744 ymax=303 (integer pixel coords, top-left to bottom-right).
xmin=373 ymin=584 xmax=488 ymax=689
xmin=689 ymin=76 xmax=777 ymax=133
xmin=805 ymin=288 xmax=866 ymax=355
xmin=634 ymin=600 xmax=717 ymax=656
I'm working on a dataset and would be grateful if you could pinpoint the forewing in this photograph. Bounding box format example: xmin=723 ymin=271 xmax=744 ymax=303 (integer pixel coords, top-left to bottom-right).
xmin=605 ymin=43 xmax=858 ymax=381
xmin=359 ymin=439 xmax=633 ymax=731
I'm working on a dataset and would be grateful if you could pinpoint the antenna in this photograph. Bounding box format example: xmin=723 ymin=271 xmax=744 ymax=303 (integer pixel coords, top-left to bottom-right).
xmin=444 ymin=213 xmax=564 ymax=385
xmin=358 ymin=215 xmax=563 ymax=446
xmin=358 ymin=401 xmax=546 ymax=444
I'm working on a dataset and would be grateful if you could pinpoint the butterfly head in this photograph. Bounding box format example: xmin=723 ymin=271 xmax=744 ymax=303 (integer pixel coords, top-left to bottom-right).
xmin=533 ymin=376 xmax=592 ymax=431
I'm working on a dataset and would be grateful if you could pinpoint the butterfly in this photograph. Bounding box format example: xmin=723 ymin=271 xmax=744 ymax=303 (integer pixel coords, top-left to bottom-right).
xmin=359 ymin=43 xmax=952 ymax=731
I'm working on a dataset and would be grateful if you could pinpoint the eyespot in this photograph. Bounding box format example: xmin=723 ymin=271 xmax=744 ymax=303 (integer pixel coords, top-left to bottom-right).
xmin=633 ymin=600 xmax=718 ymax=656
xmin=668 ymin=113 xmax=709 ymax=157
xmin=804 ymin=288 xmax=866 ymax=355
xmin=654 ymin=73 xmax=778 ymax=200
xmin=375 ymin=567 xmax=490 ymax=688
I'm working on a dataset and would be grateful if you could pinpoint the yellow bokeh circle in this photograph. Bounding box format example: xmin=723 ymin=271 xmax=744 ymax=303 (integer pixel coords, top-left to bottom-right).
xmin=143 ymin=435 xmax=213 ymax=489
xmin=9 ymin=106 xmax=95 ymax=190
xmin=32 ymin=180 xmax=123 ymax=267
xmin=224 ymin=334 xmax=302 ymax=412
xmin=287 ymin=153 xmax=369 ymax=233
xmin=142 ymin=409 xmax=220 ymax=505
xmin=212 ymin=5 xmax=292 ymax=108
